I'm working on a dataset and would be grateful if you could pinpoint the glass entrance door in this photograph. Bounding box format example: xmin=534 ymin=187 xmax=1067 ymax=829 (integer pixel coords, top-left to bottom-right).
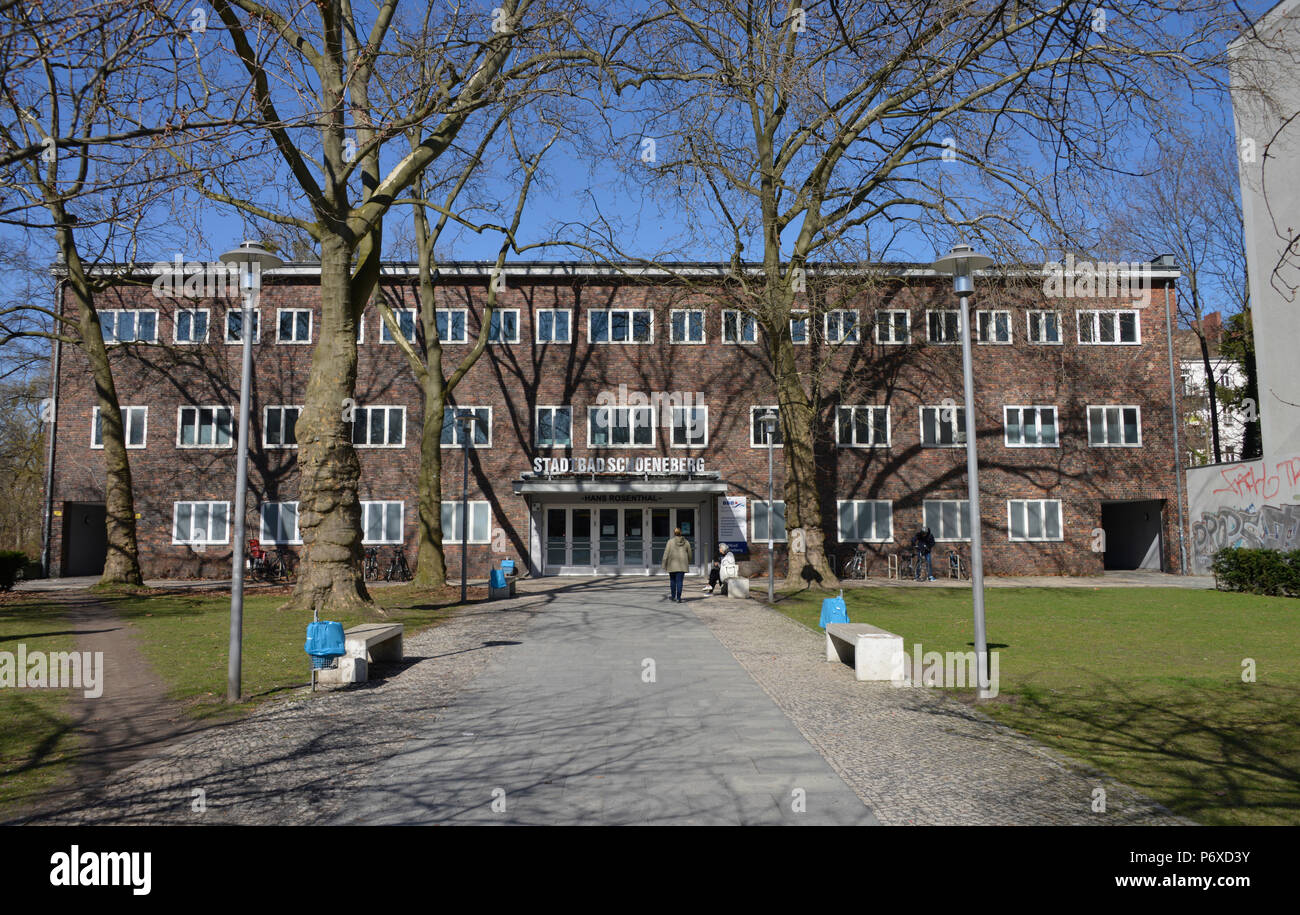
xmin=543 ymin=504 xmax=699 ymax=575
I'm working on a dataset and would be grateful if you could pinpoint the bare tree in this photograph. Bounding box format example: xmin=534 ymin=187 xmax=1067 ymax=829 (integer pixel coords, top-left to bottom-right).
xmin=576 ymin=0 xmax=1237 ymax=588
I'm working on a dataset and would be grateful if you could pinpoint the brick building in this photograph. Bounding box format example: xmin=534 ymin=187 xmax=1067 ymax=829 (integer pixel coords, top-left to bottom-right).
xmin=43 ymin=259 xmax=1186 ymax=580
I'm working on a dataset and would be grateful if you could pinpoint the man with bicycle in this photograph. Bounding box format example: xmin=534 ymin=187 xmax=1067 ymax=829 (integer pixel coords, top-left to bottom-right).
xmin=912 ymin=526 xmax=936 ymax=582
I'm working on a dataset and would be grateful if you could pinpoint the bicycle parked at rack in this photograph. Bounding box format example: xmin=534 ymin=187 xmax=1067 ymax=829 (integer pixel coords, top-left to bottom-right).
xmin=384 ymin=548 xmax=412 ymax=582
xmin=247 ymin=540 xmax=295 ymax=583
xmin=840 ymin=544 xmax=869 ymax=580
xmin=362 ymin=546 xmax=381 ymax=581
xmin=947 ymin=548 xmax=969 ymax=580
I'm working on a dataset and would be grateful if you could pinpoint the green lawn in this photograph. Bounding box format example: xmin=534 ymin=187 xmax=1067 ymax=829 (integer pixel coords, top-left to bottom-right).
xmin=776 ymin=586 xmax=1300 ymax=826
xmin=0 ymin=596 xmax=80 ymax=814
xmin=100 ymin=583 xmax=476 ymax=719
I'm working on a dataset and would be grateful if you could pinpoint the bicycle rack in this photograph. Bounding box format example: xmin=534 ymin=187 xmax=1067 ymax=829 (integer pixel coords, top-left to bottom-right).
xmin=887 ymin=553 xmax=899 ymax=580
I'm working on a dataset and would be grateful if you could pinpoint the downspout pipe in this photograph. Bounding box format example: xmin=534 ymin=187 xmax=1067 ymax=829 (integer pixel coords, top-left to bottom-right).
xmin=40 ymin=279 xmax=65 ymax=578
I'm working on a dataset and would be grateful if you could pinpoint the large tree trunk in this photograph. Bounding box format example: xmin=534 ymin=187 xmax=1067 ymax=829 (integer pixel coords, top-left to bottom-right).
xmin=286 ymin=234 xmax=372 ymax=614
xmin=772 ymin=327 xmax=839 ymax=591
xmin=414 ymin=373 xmax=448 ymax=588
xmin=59 ymin=225 xmax=143 ymax=586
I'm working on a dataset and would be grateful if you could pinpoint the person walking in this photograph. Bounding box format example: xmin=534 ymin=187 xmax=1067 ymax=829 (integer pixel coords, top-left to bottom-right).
xmin=912 ymin=526 xmax=936 ymax=581
xmin=662 ymin=527 xmax=692 ymax=602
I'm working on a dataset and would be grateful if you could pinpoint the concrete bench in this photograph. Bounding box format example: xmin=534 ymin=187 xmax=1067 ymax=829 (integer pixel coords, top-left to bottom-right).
xmin=316 ymin=623 xmax=404 ymax=687
xmin=825 ymin=622 xmax=904 ymax=682
xmin=724 ymin=576 xmax=750 ymax=599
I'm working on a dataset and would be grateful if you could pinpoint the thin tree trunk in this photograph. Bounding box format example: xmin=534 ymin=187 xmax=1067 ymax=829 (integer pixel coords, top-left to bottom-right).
xmin=58 ymin=223 xmax=143 ymax=586
xmin=1198 ymin=332 xmax=1222 ymax=463
xmin=414 ymin=373 xmax=448 ymax=588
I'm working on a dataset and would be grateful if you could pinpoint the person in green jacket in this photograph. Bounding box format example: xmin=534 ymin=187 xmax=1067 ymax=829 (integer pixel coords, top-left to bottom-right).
xmin=662 ymin=527 xmax=692 ymax=602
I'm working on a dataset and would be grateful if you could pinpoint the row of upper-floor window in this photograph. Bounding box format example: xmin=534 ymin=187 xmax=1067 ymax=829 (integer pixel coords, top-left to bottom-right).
xmin=95 ymin=305 xmax=1144 ymax=347
xmin=171 ymin=495 xmax=1064 ymax=548
xmin=90 ymin=402 xmax=1145 ymax=452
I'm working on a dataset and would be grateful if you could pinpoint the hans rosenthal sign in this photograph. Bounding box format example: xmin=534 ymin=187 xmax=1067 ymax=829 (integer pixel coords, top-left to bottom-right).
xmin=532 ymin=457 xmax=706 ymax=475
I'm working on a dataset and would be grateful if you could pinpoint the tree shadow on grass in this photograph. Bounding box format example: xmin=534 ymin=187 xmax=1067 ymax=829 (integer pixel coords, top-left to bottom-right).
xmin=987 ymin=677 xmax=1300 ymax=825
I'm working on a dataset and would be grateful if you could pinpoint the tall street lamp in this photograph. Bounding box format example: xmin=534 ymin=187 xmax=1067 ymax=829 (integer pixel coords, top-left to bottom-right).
xmin=931 ymin=243 xmax=995 ymax=700
xmin=218 ymin=241 xmax=283 ymax=703
xmin=456 ymin=409 xmax=478 ymax=604
xmin=761 ymin=409 xmax=778 ymax=602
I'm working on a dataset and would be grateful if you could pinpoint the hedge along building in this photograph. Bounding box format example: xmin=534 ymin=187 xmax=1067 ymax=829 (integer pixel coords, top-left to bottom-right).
xmin=42 ymin=258 xmax=1187 ymax=581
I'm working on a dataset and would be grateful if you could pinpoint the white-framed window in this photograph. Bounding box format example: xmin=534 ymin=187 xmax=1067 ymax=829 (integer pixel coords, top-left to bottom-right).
xmin=927 ymin=309 xmax=960 ymax=344
xmin=1077 ymin=309 xmax=1140 ymax=344
xmin=441 ymin=406 xmax=492 ymax=447
xmin=225 ymin=308 xmax=260 ymax=344
xmin=264 ymin=405 xmax=301 ymax=448
xmin=172 ymin=501 xmax=230 ymax=545
xmin=588 ymin=405 xmax=654 ymax=447
xmin=361 ymin=501 xmax=404 ymax=544
xmin=753 ymin=500 xmax=787 ymax=542
xmin=670 ymin=309 xmax=706 ymax=344
xmin=975 ymin=310 xmax=1012 ymax=344
xmin=380 ymin=308 xmax=417 ymax=344
xmin=874 ymin=309 xmax=910 ymax=344
xmin=536 ymin=308 xmax=571 ymax=344
xmin=101 ymin=309 xmax=158 ymax=344
xmin=671 ymin=405 xmax=708 ymax=447
xmin=488 ymin=308 xmax=520 ymax=343
xmin=1003 ymin=406 xmax=1058 ymax=447
xmin=437 ymin=308 xmax=467 ymax=344
xmin=441 ymin=500 xmax=491 ymax=543
xmin=790 ymin=310 xmax=809 ymax=345
xmin=1087 ymin=405 xmax=1141 ymax=446
xmin=352 ymin=406 xmax=406 ymax=448
xmin=277 ymin=308 xmax=312 ymax=344
xmin=923 ymin=499 xmax=971 ymax=541
xmin=356 ymin=310 xmax=365 ymax=343
xmin=920 ymin=404 xmax=966 ymax=447
xmin=836 ymin=405 xmax=889 ymax=448
xmin=588 ymin=308 xmax=653 ymax=343
xmin=1026 ymin=310 xmax=1061 ymax=344
xmin=824 ymin=309 xmax=860 ymax=344
xmin=91 ymin=406 xmax=147 ymax=449
xmin=838 ymin=500 xmax=893 ymax=542
xmin=721 ymin=310 xmax=757 ymax=344
xmin=750 ymin=405 xmax=782 ymax=447
xmin=1007 ymin=499 xmax=1063 ymax=541
xmin=535 ymin=406 xmax=572 ymax=448
xmin=177 ymin=406 xmax=233 ymax=448
xmin=174 ymin=308 xmax=209 ymax=344
xmin=259 ymin=502 xmax=301 ymax=545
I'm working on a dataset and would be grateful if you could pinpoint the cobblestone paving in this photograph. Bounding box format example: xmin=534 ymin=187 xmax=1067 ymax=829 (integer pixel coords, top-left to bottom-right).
xmin=13 ymin=591 xmax=551 ymax=825
xmin=689 ymin=593 xmax=1193 ymax=826
xmin=13 ymin=578 xmax=1191 ymax=826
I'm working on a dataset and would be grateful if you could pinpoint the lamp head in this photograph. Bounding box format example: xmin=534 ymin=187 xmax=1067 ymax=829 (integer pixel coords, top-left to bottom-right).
xmin=932 ymin=244 xmax=995 ymax=296
xmin=219 ymin=241 xmax=284 ymax=292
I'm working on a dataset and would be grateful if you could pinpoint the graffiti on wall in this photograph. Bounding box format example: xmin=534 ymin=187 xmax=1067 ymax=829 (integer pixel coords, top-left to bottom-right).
xmin=1210 ymin=455 xmax=1300 ymax=502
xmin=1191 ymin=502 xmax=1300 ymax=572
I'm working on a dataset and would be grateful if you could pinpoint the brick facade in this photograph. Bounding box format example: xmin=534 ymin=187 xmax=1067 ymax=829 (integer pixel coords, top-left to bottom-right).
xmin=44 ymin=262 xmax=1186 ymax=579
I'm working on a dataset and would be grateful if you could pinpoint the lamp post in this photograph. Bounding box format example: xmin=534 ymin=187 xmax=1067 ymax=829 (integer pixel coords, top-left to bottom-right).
xmin=761 ymin=410 xmax=778 ymax=602
xmin=931 ymin=244 xmax=995 ymax=700
xmin=456 ymin=409 xmax=477 ymax=603
xmin=218 ymin=241 xmax=283 ymax=703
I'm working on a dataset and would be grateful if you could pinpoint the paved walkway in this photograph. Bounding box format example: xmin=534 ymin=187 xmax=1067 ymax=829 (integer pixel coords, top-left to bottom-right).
xmin=13 ymin=577 xmax=1187 ymax=826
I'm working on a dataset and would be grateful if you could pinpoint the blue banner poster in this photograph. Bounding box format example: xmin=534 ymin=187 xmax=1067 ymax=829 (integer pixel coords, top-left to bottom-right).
xmin=719 ymin=496 xmax=749 ymax=554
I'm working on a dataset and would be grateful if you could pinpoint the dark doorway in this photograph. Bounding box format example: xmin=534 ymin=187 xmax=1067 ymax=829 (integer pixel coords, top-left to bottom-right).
xmin=1100 ymin=500 xmax=1164 ymax=571
xmin=63 ymin=502 xmax=107 ymax=576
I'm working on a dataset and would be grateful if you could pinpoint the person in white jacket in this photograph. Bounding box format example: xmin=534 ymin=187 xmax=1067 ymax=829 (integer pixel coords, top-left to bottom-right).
xmin=704 ymin=543 xmax=739 ymax=595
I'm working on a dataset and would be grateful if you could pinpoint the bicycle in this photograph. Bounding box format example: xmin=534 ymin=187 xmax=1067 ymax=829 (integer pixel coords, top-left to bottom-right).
xmin=362 ymin=546 xmax=381 ymax=581
xmin=840 ymin=545 xmax=868 ymax=580
xmin=247 ymin=540 xmax=294 ymax=583
xmin=947 ymin=548 xmax=969 ymax=580
xmin=384 ymin=547 xmax=412 ymax=582
xmin=897 ymin=549 xmax=915 ymax=581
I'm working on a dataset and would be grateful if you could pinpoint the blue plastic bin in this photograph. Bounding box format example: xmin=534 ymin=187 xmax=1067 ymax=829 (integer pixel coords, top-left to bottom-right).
xmin=819 ymin=592 xmax=850 ymax=628
xmin=304 ymin=620 xmax=346 ymax=669
xmin=489 ymin=569 xmax=507 ymax=589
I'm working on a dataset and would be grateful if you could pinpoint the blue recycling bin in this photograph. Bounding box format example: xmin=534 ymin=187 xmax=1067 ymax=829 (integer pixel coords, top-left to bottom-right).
xmin=489 ymin=568 xmax=507 ymax=590
xmin=304 ymin=620 xmax=346 ymax=670
xmin=819 ymin=592 xmax=850 ymax=628
xmin=500 ymin=559 xmax=515 ymax=576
